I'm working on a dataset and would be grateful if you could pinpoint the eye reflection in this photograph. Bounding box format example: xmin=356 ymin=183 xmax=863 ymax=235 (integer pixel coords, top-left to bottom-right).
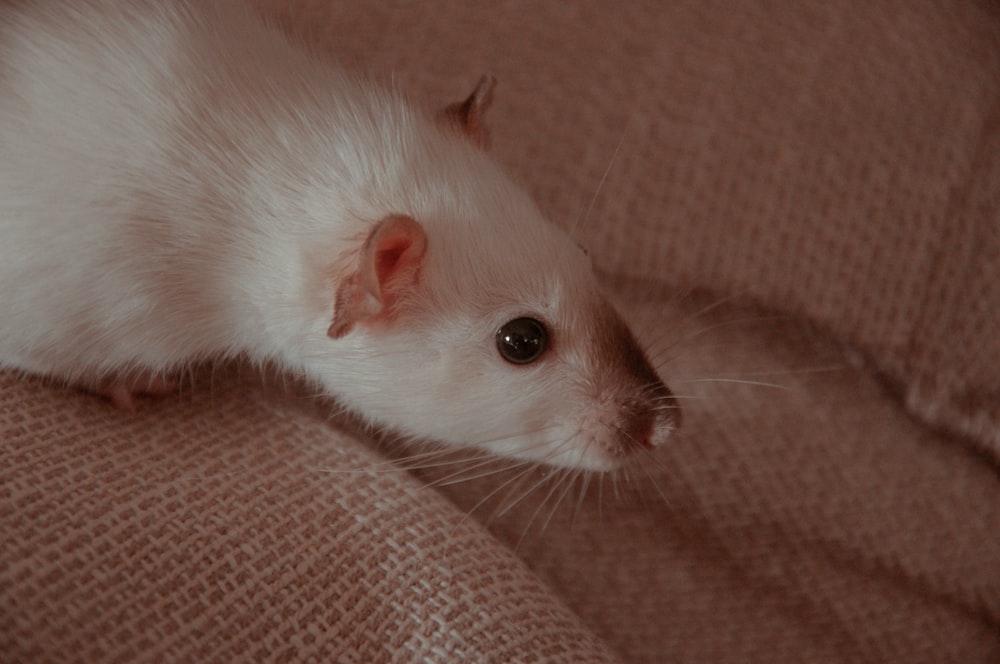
xmin=495 ymin=317 xmax=548 ymax=365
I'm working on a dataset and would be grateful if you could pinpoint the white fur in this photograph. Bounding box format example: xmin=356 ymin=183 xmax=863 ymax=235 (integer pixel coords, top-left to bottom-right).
xmin=0 ymin=0 xmax=676 ymax=470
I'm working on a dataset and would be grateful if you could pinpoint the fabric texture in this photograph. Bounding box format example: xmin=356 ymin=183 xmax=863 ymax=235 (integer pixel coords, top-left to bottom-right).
xmin=3 ymin=1 xmax=1000 ymax=662
xmin=1 ymin=370 xmax=620 ymax=663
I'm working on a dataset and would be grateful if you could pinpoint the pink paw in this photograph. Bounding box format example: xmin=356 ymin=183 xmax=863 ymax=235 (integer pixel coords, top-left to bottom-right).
xmin=94 ymin=371 xmax=178 ymax=411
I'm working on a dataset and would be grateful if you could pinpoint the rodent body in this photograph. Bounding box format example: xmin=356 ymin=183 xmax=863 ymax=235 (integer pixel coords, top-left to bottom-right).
xmin=0 ymin=0 xmax=678 ymax=470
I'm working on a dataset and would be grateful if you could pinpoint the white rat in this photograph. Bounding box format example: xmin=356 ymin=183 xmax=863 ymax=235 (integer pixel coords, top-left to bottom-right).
xmin=0 ymin=0 xmax=679 ymax=471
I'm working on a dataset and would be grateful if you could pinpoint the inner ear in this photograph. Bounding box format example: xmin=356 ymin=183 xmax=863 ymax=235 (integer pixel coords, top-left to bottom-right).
xmin=361 ymin=214 xmax=427 ymax=303
xmin=437 ymin=74 xmax=496 ymax=150
xmin=328 ymin=215 xmax=427 ymax=339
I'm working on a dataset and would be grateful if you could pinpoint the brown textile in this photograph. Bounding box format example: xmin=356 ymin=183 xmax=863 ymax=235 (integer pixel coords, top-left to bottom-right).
xmin=3 ymin=1 xmax=1000 ymax=662
xmin=1 ymin=371 xmax=620 ymax=663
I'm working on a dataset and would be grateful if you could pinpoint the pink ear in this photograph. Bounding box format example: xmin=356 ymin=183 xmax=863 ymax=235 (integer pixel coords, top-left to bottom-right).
xmin=328 ymin=215 xmax=427 ymax=339
xmin=437 ymin=74 xmax=496 ymax=150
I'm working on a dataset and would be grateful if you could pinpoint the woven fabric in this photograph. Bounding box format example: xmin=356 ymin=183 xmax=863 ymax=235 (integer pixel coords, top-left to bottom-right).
xmin=0 ymin=370 xmax=621 ymax=663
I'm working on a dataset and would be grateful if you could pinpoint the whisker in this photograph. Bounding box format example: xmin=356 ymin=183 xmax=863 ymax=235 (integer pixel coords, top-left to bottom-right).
xmin=682 ymin=293 xmax=743 ymax=322
xmin=619 ymin=455 xmax=634 ymax=488
xmin=460 ymin=423 xmax=567 ymax=453
xmin=494 ymin=465 xmax=562 ymax=521
xmin=635 ymin=452 xmax=672 ymax=509
xmin=652 ymin=394 xmax=706 ymax=401
xmin=701 ymin=365 xmax=848 ymax=378
xmin=572 ymin=470 xmax=593 ymax=528
xmin=515 ymin=468 xmax=573 ymax=550
xmin=459 ymin=462 xmax=540 ymax=528
xmin=309 ymin=460 xmax=403 ymax=475
xmin=430 ymin=457 xmax=521 ymax=488
xmin=383 ymin=444 xmax=465 ymax=464
xmin=309 ymin=444 xmax=462 ymax=475
xmin=597 ymin=473 xmax=606 ymax=522
xmin=310 ymin=444 xmax=490 ymax=478
xmin=486 ymin=463 xmax=549 ymax=526
xmin=677 ymin=377 xmax=791 ymax=390
xmin=539 ymin=468 xmax=579 ymax=536
xmin=397 ymin=449 xmax=500 ymax=473
xmin=571 ymin=127 xmax=628 ymax=241
xmin=485 ymin=428 xmax=589 ymax=523
xmin=380 ymin=423 xmax=568 ymax=476
xmin=415 ymin=460 xmax=500 ymax=486
xmin=647 ymin=314 xmax=789 ymax=365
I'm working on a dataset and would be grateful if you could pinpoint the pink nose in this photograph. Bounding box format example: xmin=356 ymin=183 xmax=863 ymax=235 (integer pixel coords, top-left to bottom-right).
xmin=624 ymin=414 xmax=656 ymax=452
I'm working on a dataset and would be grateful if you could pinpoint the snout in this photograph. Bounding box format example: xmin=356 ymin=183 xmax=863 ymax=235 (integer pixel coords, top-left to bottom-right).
xmin=621 ymin=380 xmax=680 ymax=452
xmin=651 ymin=380 xmax=681 ymax=435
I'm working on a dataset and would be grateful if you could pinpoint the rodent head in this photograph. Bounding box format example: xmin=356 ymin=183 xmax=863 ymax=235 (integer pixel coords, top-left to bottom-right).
xmin=297 ymin=76 xmax=679 ymax=471
xmin=310 ymin=175 xmax=680 ymax=471
xmin=314 ymin=207 xmax=679 ymax=471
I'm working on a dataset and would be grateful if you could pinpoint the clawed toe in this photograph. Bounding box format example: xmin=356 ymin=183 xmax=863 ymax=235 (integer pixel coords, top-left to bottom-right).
xmin=94 ymin=371 xmax=178 ymax=411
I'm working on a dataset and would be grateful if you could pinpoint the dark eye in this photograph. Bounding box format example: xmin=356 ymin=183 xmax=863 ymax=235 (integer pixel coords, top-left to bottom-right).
xmin=495 ymin=317 xmax=548 ymax=365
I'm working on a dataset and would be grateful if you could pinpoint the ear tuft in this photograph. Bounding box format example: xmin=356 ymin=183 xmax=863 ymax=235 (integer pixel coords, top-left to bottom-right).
xmin=437 ymin=74 xmax=496 ymax=150
xmin=328 ymin=215 xmax=427 ymax=339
